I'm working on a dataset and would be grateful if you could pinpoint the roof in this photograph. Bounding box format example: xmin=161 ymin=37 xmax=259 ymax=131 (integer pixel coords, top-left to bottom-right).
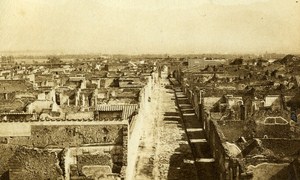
xmin=0 ymin=80 xmax=33 ymax=93
xmin=95 ymin=104 xmax=138 ymax=120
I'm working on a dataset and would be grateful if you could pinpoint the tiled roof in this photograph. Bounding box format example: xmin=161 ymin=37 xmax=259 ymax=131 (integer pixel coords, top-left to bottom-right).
xmin=95 ymin=104 xmax=138 ymax=120
xmin=0 ymin=80 xmax=33 ymax=93
xmin=0 ymin=112 xmax=34 ymax=115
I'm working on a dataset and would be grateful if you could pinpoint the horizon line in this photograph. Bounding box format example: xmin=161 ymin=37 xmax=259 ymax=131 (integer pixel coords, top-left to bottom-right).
xmin=1 ymin=50 xmax=299 ymax=57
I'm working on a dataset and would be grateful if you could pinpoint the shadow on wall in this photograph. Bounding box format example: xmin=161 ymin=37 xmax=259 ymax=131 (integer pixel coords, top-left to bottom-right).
xmin=167 ymin=144 xmax=198 ymax=180
xmin=0 ymin=171 xmax=9 ymax=180
xmin=269 ymin=164 xmax=296 ymax=180
xmin=164 ymin=110 xmax=198 ymax=180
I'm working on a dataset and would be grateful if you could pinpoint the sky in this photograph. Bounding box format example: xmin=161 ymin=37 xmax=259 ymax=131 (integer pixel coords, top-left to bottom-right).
xmin=0 ymin=0 xmax=299 ymax=55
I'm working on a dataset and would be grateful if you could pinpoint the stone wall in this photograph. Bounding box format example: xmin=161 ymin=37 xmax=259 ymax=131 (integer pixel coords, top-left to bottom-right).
xmin=208 ymin=120 xmax=228 ymax=179
xmin=216 ymin=121 xmax=251 ymax=142
xmin=184 ymin=86 xmax=237 ymax=180
xmin=0 ymin=144 xmax=18 ymax=179
xmin=76 ymin=154 xmax=113 ymax=175
xmin=0 ymin=124 xmax=128 ymax=179
xmin=7 ymin=125 xmax=125 ymax=148
xmin=126 ymin=75 xmax=153 ymax=180
xmin=256 ymin=124 xmax=292 ymax=139
xmin=8 ymin=147 xmax=63 ymax=180
xmin=259 ymin=139 xmax=300 ymax=158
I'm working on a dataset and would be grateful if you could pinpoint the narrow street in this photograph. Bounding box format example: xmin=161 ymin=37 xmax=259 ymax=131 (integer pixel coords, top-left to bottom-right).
xmin=134 ymin=78 xmax=198 ymax=180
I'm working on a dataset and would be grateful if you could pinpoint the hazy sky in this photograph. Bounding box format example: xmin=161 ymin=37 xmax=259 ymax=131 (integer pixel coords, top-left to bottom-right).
xmin=0 ymin=0 xmax=299 ymax=54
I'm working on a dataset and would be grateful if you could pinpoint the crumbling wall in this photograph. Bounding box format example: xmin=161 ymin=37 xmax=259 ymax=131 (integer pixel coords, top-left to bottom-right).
xmin=0 ymin=144 xmax=18 ymax=179
xmin=260 ymin=139 xmax=300 ymax=158
xmin=0 ymin=80 xmax=32 ymax=93
xmin=217 ymin=121 xmax=253 ymax=142
xmin=0 ymin=92 xmax=15 ymax=100
xmin=8 ymin=147 xmax=63 ymax=180
xmin=76 ymin=154 xmax=113 ymax=176
xmin=104 ymin=78 xmax=115 ymax=88
xmin=27 ymin=100 xmax=53 ymax=114
xmin=256 ymin=124 xmax=292 ymax=139
xmin=59 ymin=93 xmax=70 ymax=105
xmin=8 ymin=125 xmax=124 ymax=148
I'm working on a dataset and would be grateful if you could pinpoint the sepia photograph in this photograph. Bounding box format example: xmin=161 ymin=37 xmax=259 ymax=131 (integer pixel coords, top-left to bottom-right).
xmin=0 ymin=0 xmax=300 ymax=179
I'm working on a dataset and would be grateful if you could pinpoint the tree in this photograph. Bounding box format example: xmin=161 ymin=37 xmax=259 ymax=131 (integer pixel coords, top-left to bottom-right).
xmin=230 ymin=58 xmax=243 ymax=65
xmin=47 ymin=56 xmax=62 ymax=64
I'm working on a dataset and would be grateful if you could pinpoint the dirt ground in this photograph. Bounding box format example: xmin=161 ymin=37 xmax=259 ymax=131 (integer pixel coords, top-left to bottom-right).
xmin=134 ymin=78 xmax=197 ymax=180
